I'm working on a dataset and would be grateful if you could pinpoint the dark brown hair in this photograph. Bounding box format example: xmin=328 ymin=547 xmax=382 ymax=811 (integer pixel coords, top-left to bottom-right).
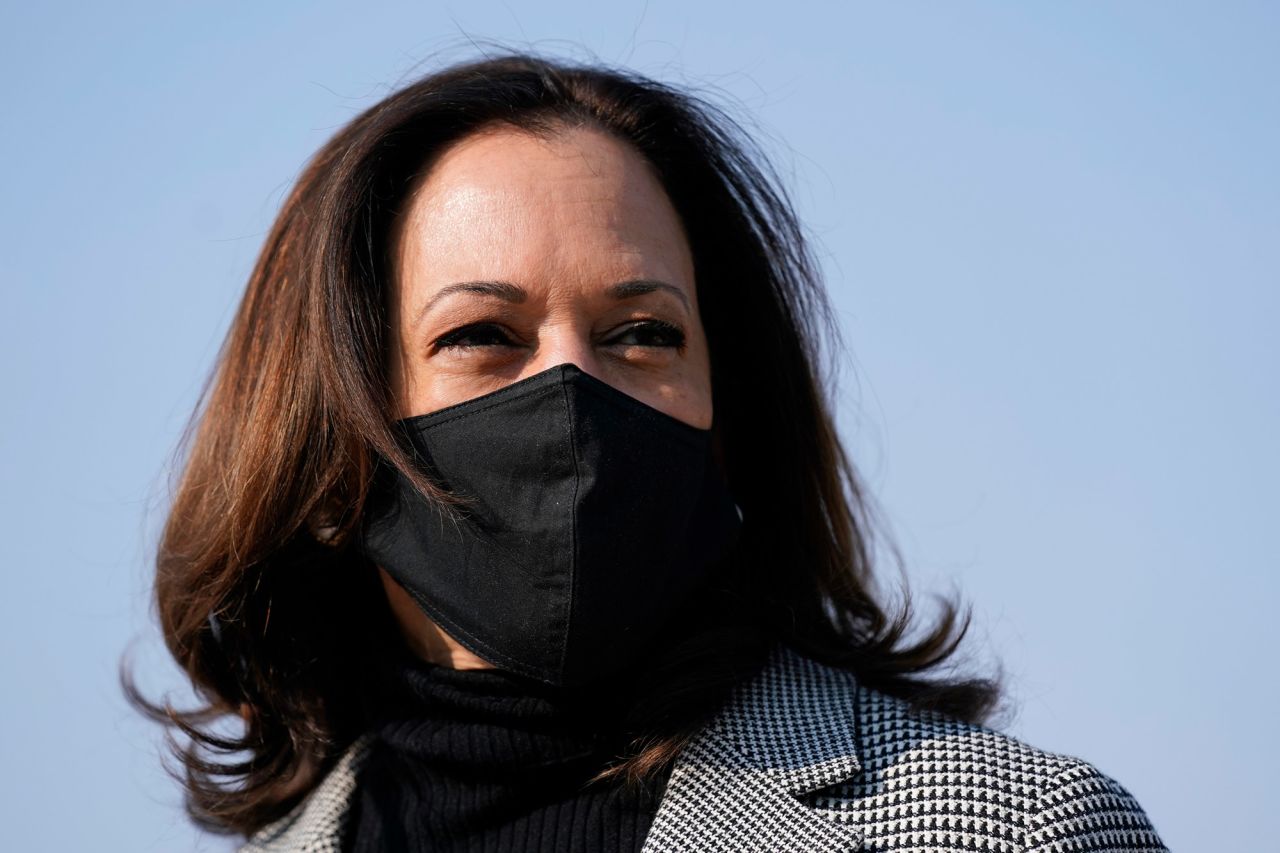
xmin=124 ymin=50 xmax=1001 ymax=838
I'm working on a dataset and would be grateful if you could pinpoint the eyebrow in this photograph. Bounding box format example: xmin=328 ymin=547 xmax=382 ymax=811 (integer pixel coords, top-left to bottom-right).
xmin=414 ymin=278 xmax=690 ymax=327
xmin=607 ymin=279 xmax=690 ymax=310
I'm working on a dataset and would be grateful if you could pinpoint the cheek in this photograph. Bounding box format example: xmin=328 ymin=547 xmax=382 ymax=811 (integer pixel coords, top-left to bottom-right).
xmin=677 ymin=332 xmax=715 ymax=430
xmin=389 ymin=333 xmax=453 ymax=420
xmin=683 ymin=394 xmax=714 ymax=431
xmin=386 ymin=337 xmax=414 ymax=417
xmin=392 ymin=343 xmax=428 ymax=416
xmin=396 ymin=365 xmax=502 ymax=420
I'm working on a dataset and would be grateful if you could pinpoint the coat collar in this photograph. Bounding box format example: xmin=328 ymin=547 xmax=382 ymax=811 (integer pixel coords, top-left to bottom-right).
xmin=640 ymin=642 xmax=867 ymax=852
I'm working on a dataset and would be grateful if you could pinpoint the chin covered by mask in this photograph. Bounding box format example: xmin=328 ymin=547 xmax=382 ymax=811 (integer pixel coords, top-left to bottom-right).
xmin=358 ymin=363 xmax=744 ymax=688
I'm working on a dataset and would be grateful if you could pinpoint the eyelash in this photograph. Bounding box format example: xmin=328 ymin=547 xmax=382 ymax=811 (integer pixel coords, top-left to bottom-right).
xmin=435 ymin=320 xmax=687 ymax=351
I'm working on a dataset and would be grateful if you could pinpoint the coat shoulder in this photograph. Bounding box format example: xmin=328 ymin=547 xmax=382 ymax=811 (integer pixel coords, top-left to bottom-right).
xmin=800 ymin=669 xmax=1167 ymax=852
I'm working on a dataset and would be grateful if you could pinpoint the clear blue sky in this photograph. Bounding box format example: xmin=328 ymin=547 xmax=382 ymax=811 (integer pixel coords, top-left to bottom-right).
xmin=2 ymin=2 xmax=1275 ymax=850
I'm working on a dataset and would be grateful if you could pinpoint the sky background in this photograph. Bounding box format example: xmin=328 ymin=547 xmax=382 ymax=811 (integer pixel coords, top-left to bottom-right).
xmin=2 ymin=2 xmax=1275 ymax=850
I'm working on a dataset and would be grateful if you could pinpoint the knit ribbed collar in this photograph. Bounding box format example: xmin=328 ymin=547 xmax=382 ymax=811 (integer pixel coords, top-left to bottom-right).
xmin=357 ymin=649 xmax=640 ymax=780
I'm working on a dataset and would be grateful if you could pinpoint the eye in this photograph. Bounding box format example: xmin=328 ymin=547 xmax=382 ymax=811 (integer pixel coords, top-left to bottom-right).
xmin=434 ymin=323 xmax=518 ymax=350
xmin=606 ymin=319 xmax=687 ymax=349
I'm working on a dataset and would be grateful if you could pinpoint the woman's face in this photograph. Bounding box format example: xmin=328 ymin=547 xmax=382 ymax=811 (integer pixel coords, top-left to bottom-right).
xmin=387 ymin=123 xmax=713 ymax=429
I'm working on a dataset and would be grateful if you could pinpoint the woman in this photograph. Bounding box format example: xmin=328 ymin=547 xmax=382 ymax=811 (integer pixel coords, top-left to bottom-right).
xmin=129 ymin=52 xmax=1168 ymax=851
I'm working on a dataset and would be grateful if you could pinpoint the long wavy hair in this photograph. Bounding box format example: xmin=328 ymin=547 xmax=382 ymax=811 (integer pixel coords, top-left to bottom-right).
xmin=124 ymin=50 xmax=1001 ymax=838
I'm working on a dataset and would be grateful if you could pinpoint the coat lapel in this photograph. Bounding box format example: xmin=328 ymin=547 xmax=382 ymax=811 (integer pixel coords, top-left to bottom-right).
xmin=641 ymin=643 xmax=867 ymax=852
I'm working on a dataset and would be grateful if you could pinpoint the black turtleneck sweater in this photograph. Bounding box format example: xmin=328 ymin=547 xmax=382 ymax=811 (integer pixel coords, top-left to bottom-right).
xmin=343 ymin=650 xmax=673 ymax=853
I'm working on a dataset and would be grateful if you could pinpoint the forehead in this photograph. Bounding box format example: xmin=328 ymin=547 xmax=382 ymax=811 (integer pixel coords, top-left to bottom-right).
xmin=390 ymin=123 xmax=694 ymax=294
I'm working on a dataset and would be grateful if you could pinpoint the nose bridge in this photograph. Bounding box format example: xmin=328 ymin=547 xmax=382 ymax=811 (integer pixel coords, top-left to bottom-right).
xmin=530 ymin=318 xmax=602 ymax=380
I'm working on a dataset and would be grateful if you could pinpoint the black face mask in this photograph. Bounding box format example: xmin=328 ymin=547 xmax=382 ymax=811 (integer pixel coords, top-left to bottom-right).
xmin=358 ymin=363 xmax=743 ymax=687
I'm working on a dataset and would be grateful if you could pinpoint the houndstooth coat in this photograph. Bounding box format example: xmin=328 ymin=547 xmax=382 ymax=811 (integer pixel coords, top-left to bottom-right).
xmin=241 ymin=643 xmax=1168 ymax=852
